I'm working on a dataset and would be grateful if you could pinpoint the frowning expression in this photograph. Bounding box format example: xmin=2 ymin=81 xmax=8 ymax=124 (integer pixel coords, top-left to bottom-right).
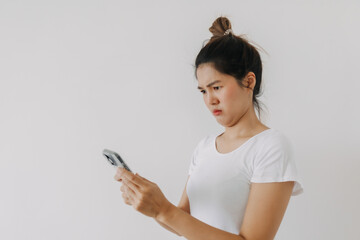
xmin=196 ymin=63 xmax=254 ymax=127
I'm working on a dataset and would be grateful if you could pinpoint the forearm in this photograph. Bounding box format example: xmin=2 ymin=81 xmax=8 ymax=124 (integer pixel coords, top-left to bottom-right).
xmin=155 ymin=219 xmax=181 ymax=236
xmin=156 ymin=203 xmax=245 ymax=240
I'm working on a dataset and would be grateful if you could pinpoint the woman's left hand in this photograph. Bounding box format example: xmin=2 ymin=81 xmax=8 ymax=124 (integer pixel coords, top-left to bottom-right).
xmin=114 ymin=167 xmax=172 ymax=219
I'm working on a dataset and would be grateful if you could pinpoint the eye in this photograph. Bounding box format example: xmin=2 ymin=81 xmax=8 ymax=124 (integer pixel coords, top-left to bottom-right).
xmin=200 ymin=90 xmax=206 ymax=94
xmin=213 ymin=86 xmax=221 ymax=90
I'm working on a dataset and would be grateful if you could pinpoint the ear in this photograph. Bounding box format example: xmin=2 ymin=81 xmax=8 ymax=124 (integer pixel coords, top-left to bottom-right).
xmin=243 ymin=72 xmax=256 ymax=91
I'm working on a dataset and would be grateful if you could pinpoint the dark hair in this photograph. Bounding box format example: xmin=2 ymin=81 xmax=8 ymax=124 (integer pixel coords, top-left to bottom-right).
xmin=194 ymin=16 xmax=265 ymax=119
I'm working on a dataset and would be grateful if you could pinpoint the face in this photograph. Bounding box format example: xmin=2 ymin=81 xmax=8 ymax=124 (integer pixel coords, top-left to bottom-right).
xmin=196 ymin=63 xmax=255 ymax=127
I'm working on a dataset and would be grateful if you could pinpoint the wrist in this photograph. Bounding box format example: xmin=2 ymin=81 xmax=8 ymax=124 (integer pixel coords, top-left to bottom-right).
xmin=155 ymin=201 xmax=177 ymax=223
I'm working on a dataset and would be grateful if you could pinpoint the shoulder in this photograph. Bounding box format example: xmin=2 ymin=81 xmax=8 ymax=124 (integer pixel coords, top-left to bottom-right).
xmin=252 ymin=128 xmax=294 ymax=165
xmin=257 ymin=129 xmax=292 ymax=151
xmin=194 ymin=134 xmax=216 ymax=149
xmin=190 ymin=134 xmax=215 ymax=158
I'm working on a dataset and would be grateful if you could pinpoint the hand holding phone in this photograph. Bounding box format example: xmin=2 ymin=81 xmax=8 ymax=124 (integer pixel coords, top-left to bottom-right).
xmin=102 ymin=149 xmax=132 ymax=173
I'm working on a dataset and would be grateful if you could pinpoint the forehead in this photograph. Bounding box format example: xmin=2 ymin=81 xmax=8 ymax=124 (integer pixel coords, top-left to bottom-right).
xmin=197 ymin=64 xmax=221 ymax=79
xmin=196 ymin=64 xmax=231 ymax=87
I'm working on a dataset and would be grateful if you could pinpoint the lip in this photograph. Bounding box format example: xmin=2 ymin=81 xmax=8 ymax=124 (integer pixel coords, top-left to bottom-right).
xmin=213 ymin=110 xmax=222 ymax=116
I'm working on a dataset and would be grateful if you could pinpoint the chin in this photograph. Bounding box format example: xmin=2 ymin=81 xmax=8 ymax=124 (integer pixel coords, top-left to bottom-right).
xmin=216 ymin=119 xmax=229 ymax=127
xmin=217 ymin=117 xmax=238 ymax=128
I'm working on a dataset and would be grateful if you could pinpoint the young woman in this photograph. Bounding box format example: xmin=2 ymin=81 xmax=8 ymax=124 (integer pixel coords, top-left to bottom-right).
xmin=114 ymin=16 xmax=304 ymax=240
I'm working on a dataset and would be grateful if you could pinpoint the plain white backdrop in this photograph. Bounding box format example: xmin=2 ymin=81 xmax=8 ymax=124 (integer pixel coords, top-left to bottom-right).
xmin=1 ymin=0 xmax=359 ymax=239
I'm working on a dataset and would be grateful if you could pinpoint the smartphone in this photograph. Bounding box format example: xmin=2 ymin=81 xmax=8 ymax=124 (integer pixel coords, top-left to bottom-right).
xmin=102 ymin=149 xmax=132 ymax=173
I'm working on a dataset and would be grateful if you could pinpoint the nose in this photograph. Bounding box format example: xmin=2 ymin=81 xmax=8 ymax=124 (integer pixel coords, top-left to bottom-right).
xmin=206 ymin=92 xmax=219 ymax=105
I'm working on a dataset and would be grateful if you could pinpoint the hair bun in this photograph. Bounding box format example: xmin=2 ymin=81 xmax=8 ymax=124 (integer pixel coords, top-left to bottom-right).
xmin=209 ymin=16 xmax=232 ymax=38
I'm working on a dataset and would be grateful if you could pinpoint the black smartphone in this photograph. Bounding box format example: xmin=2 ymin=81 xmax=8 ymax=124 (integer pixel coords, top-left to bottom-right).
xmin=102 ymin=149 xmax=132 ymax=173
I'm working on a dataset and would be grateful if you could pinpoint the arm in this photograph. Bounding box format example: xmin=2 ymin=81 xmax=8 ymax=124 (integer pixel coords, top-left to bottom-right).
xmin=116 ymin=168 xmax=294 ymax=240
xmin=154 ymin=176 xmax=191 ymax=237
xmin=156 ymin=203 xmax=245 ymax=240
xmin=155 ymin=219 xmax=181 ymax=236
xmin=238 ymin=181 xmax=294 ymax=240
xmin=156 ymin=181 xmax=295 ymax=240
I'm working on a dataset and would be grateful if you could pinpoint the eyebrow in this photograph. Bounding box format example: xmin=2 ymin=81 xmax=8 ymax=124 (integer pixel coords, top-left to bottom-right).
xmin=197 ymin=80 xmax=222 ymax=90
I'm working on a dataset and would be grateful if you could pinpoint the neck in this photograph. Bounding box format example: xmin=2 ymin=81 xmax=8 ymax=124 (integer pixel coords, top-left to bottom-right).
xmin=222 ymin=106 xmax=267 ymax=140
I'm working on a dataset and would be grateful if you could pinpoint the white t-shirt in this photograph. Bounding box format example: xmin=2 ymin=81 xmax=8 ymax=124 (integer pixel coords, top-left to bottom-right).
xmin=187 ymin=128 xmax=304 ymax=235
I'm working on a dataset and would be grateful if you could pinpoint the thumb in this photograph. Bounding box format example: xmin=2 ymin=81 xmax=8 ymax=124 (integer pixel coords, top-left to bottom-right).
xmin=135 ymin=172 xmax=144 ymax=179
xmin=136 ymin=173 xmax=151 ymax=182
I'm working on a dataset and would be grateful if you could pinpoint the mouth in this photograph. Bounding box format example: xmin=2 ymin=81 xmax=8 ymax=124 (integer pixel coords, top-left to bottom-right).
xmin=213 ymin=110 xmax=222 ymax=116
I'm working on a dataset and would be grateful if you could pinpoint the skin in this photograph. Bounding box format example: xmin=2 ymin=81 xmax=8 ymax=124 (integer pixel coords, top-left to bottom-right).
xmin=114 ymin=63 xmax=295 ymax=240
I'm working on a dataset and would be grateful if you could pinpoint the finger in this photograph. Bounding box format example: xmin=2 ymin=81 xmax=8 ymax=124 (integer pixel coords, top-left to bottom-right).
xmin=122 ymin=180 xmax=138 ymax=199
xmin=116 ymin=167 xmax=130 ymax=177
xmin=121 ymin=184 xmax=136 ymax=202
xmin=120 ymin=184 xmax=126 ymax=193
xmin=114 ymin=170 xmax=123 ymax=181
xmin=135 ymin=173 xmax=152 ymax=184
xmin=114 ymin=175 xmax=123 ymax=181
xmin=123 ymin=178 xmax=140 ymax=194
xmin=122 ymin=192 xmax=132 ymax=205
xmin=122 ymin=171 xmax=145 ymax=188
xmin=121 ymin=181 xmax=137 ymax=197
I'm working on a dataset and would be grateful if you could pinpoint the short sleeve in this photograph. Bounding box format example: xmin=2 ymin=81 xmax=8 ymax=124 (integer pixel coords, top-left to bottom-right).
xmin=250 ymin=133 xmax=304 ymax=196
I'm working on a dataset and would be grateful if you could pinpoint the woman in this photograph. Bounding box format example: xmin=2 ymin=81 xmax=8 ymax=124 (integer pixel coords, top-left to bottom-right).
xmin=114 ymin=16 xmax=304 ymax=240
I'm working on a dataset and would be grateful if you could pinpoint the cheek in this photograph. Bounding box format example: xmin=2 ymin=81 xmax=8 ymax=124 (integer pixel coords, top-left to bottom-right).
xmin=222 ymin=87 xmax=247 ymax=108
xmin=223 ymin=87 xmax=239 ymax=103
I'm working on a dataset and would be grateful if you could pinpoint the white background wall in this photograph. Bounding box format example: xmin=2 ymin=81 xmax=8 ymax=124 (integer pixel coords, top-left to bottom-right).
xmin=1 ymin=0 xmax=359 ymax=239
